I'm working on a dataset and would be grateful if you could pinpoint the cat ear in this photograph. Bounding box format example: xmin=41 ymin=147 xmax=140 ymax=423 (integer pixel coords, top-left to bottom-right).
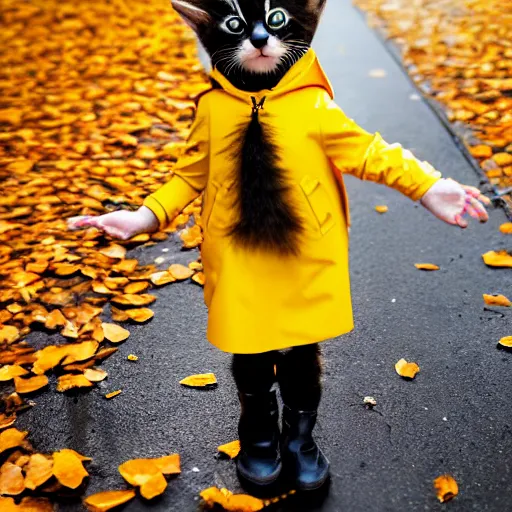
xmin=306 ymin=0 xmax=326 ymax=11
xmin=171 ymin=0 xmax=211 ymax=29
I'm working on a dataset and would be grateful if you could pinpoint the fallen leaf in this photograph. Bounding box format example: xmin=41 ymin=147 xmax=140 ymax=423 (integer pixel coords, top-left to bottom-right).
xmin=111 ymin=294 xmax=156 ymax=306
xmin=483 ymin=294 xmax=511 ymax=307
xmin=0 ymin=414 xmax=17 ymax=430
xmin=61 ymin=340 xmax=99 ymax=365
xmin=0 ymin=462 xmax=25 ymax=495
xmin=395 ymin=358 xmax=420 ymax=379
xmin=168 ymin=264 xmax=194 ymax=280
xmin=179 ymin=373 xmax=217 ymax=388
xmin=200 ymin=487 xmax=265 ymax=512
xmin=0 ymin=429 xmax=28 ymax=455
xmin=154 ymin=454 xmax=181 ymax=475
xmin=124 ymin=281 xmax=149 ymax=294
xmin=24 ymin=454 xmax=54 ymax=490
xmin=18 ymin=497 xmax=54 ymax=512
xmin=105 ymin=390 xmax=122 ymax=399
xmin=433 ymin=474 xmax=459 ymax=502
xmin=414 ymin=263 xmax=440 ymax=271
xmin=53 ymin=449 xmax=89 ymax=489
xmin=498 ymin=336 xmax=512 ymax=349
xmin=102 ymin=323 xmax=130 ymax=343
xmin=499 ymin=223 xmax=512 ymax=234
xmin=84 ymin=490 xmax=137 ymax=512
xmin=150 ymin=271 xmax=176 ymax=286
xmin=0 ymin=326 xmax=20 ymax=344
xmin=140 ymin=472 xmax=167 ymax=500
xmin=482 ymin=250 xmax=512 ymax=268
xmin=56 ymin=374 xmax=94 ymax=392
xmin=44 ymin=309 xmax=68 ymax=330
xmin=192 ymin=272 xmax=206 ymax=286
xmin=99 ymin=244 xmax=127 ymax=259
xmin=119 ymin=458 xmax=161 ymax=486
xmin=84 ymin=368 xmax=108 ymax=382
xmin=375 ymin=205 xmax=388 ymax=213
xmin=0 ymin=365 xmax=29 ymax=382
xmin=218 ymin=440 xmax=241 ymax=459
xmin=114 ymin=307 xmax=154 ymax=323
xmin=14 ymin=374 xmax=48 ymax=394
xmin=127 ymin=354 xmax=139 ymax=361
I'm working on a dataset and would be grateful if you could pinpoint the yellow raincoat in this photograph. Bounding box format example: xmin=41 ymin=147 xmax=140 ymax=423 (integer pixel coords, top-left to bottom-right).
xmin=143 ymin=49 xmax=441 ymax=354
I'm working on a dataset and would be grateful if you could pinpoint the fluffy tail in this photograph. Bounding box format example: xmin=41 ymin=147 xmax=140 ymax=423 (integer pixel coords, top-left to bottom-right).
xmin=230 ymin=100 xmax=303 ymax=255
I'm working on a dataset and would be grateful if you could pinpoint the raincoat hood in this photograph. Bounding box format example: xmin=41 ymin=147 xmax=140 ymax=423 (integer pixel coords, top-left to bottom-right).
xmin=208 ymin=49 xmax=334 ymax=101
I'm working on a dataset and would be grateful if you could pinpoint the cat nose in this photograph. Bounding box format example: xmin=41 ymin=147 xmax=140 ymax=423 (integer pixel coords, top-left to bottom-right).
xmin=250 ymin=22 xmax=269 ymax=49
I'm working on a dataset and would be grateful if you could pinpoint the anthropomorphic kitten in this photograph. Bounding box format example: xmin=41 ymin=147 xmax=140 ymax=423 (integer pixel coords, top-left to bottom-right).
xmin=69 ymin=0 xmax=489 ymax=492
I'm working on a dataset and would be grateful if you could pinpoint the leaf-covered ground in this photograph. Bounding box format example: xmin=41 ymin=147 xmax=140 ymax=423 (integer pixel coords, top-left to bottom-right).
xmin=354 ymin=0 xmax=512 ymax=213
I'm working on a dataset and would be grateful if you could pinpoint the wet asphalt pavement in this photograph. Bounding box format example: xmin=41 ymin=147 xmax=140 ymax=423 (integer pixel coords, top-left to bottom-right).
xmin=16 ymin=0 xmax=512 ymax=511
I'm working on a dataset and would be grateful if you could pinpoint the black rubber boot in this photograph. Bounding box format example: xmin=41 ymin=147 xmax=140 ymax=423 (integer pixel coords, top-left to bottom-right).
xmin=236 ymin=390 xmax=282 ymax=486
xmin=281 ymin=405 xmax=330 ymax=491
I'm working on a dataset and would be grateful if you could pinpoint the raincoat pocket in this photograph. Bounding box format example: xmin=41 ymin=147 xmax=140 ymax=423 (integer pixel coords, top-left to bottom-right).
xmin=299 ymin=175 xmax=335 ymax=237
xmin=206 ymin=179 xmax=236 ymax=236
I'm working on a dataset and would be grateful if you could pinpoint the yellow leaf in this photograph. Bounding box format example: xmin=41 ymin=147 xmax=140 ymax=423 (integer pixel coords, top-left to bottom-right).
xmin=127 ymin=354 xmax=139 ymax=361
xmin=0 ymin=462 xmax=25 ymax=496
xmin=99 ymin=244 xmax=127 ymax=259
xmin=84 ymin=490 xmax=136 ymax=512
xmin=14 ymin=375 xmax=48 ymax=394
xmin=498 ymin=336 xmax=512 ymax=348
xmin=102 ymin=323 xmax=130 ymax=343
xmin=168 ymin=264 xmax=194 ymax=280
xmin=118 ymin=458 xmax=161 ymax=486
xmin=414 ymin=263 xmax=440 ymax=271
xmin=105 ymin=390 xmax=122 ymax=399
xmin=24 ymin=454 xmax=53 ymax=490
xmin=179 ymin=373 xmax=217 ymax=388
xmin=0 ymin=365 xmax=29 ymax=382
xmin=154 ymin=454 xmax=181 ymax=475
xmin=483 ymin=294 xmax=511 ymax=307
xmin=200 ymin=487 xmax=265 ymax=512
xmin=218 ymin=440 xmax=241 ymax=459
xmin=84 ymin=369 xmax=108 ymax=382
xmin=0 ymin=429 xmax=28 ymax=455
xmin=433 ymin=474 xmax=458 ymax=502
xmin=192 ymin=272 xmax=206 ymax=286
xmin=53 ymin=449 xmax=89 ymax=489
xmin=57 ymin=374 xmax=94 ymax=392
xmin=140 ymin=472 xmax=167 ymax=500
xmin=0 ymin=326 xmax=20 ymax=344
xmin=61 ymin=340 xmax=99 ymax=365
xmin=395 ymin=358 xmax=420 ymax=379
xmin=150 ymin=271 xmax=176 ymax=286
xmin=482 ymin=250 xmax=512 ymax=268
xmin=499 ymin=223 xmax=512 ymax=234
xmin=375 ymin=205 xmax=388 ymax=213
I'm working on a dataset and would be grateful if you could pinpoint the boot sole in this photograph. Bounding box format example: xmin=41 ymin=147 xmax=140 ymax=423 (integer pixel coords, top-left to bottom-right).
xmin=237 ymin=461 xmax=283 ymax=487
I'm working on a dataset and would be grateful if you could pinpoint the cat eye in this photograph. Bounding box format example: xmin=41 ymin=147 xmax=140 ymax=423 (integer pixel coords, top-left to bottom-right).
xmin=222 ymin=16 xmax=245 ymax=34
xmin=266 ymin=8 xmax=289 ymax=30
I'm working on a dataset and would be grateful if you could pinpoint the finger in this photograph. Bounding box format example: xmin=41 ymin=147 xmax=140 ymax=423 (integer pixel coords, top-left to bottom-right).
xmin=67 ymin=216 xmax=94 ymax=230
xmin=455 ymin=214 xmax=468 ymax=228
xmin=462 ymin=185 xmax=491 ymax=205
xmin=464 ymin=204 xmax=480 ymax=220
xmin=469 ymin=197 xmax=489 ymax=222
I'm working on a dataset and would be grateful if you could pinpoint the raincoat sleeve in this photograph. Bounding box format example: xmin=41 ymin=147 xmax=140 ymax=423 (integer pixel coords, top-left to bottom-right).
xmin=320 ymin=98 xmax=441 ymax=201
xmin=143 ymin=96 xmax=210 ymax=229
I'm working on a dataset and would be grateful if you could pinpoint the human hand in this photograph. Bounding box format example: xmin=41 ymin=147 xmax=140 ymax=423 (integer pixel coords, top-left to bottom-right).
xmin=420 ymin=178 xmax=490 ymax=228
xmin=67 ymin=206 xmax=159 ymax=240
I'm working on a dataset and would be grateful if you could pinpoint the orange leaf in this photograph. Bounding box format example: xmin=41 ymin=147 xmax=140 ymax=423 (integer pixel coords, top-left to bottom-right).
xmin=150 ymin=271 xmax=176 ymax=286
xmin=119 ymin=458 xmax=161 ymax=486
xmin=200 ymin=487 xmax=265 ymax=511
xmin=433 ymin=474 xmax=458 ymax=502
xmin=84 ymin=490 xmax=136 ymax=512
xmin=102 ymin=323 xmax=130 ymax=343
xmin=18 ymin=497 xmax=54 ymax=512
xmin=112 ymin=259 xmax=138 ymax=273
xmin=14 ymin=375 xmax=48 ymax=394
xmin=111 ymin=294 xmax=156 ymax=306
xmin=99 ymin=244 xmax=127 ymax=259
xmin=127 ymin=354 xmax=139 ymax=361
xmin=0 ymin=414 xmax=16 ymax=430
xmin=121 ymin=308 xmax=154 ymax=323
xmin=0 ymin=429 xmax=28 ymax=455
xmin=0 ymin=365 xmax=28 ymax=382
xmin=192 ymin=272 xmax=206 ymax=286
xmin=375 ymin=205 xmax=388 ymax=213
xmin=57 ymin=374 xmax=94 ymax=392
xmin=124 ymin=281 xmax=149 ymax=294
xmin=168 ymin=264 xmax=194 ymax=280
xmin=180 ymin=373 xmax=217 ymax=388
xmin=0 ymin=462 xmax=25 ymax=495
xmin=414 ymin=263 xmax=440 ymax=271
xmin=24 ymin=454 xmax=53 ymax=490
xmin=218 ymin=440 xmax=241 ymax=459
xmin=84 ymin=368 xmax=108 ymax=383
xmin=498 ymin=336 xmax=512 ymax=348
xmin=499 ymin=223 xmax=512 ymax=234
xmin=53 ymin=449 xmax=89 ymax=489
xmin=0 ymin=326 xmax=20 ymax=344
xmin=155 ymin=454 xmax=181 ymax=475
xmin=140 ymin=472 xmax=167 ymax=500
xmin=44 ymin=309 xmax=68 ymax=330
xmin=483 ymin=294 xmax=511 ymax=307
xmin=32 ymin=345 xmax=70 ymax=374
xmin=395 ymin=358 xmax=420 ymax=379
xmin=482 ymin=250 xmax=512 ymax=267
xmin=12 ymin=272 xmax=40 ymax=288
xmin=105 ymin=390 xmax=122 ymax=399
xmin=61 ymin=340 xmax=99 ymax=365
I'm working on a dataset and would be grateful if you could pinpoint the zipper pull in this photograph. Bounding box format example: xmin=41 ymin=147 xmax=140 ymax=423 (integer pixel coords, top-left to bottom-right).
xmin=251 ymin=96 xmax=266 ymax=118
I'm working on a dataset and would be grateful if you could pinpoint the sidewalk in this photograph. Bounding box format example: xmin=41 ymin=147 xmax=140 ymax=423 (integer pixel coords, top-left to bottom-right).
xmin=18 ymin=1 xmax=512 ymax=511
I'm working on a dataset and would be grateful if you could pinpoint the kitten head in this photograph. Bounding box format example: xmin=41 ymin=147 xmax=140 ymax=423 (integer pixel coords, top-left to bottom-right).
xmin=171 ymin=0 xmax=327 ymax=90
